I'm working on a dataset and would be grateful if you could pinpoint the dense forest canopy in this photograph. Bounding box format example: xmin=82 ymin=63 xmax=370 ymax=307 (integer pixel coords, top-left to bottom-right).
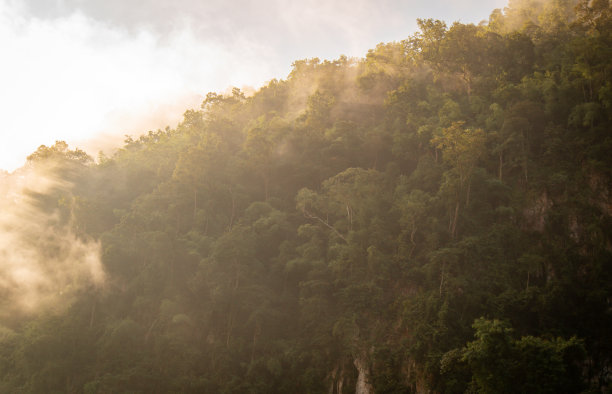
xmin=1 ymin=0 xmax=611 ymax=392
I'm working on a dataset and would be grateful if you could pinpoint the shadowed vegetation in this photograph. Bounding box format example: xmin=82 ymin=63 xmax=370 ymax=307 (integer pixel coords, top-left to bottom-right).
xmin=1 ymin=0 xmax=611 ymax=392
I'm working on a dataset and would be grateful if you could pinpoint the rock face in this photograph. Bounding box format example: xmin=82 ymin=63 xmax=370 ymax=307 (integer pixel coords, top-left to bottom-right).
xmin=354 ymin=356 xmax=373 ymax=394
xmin=327 ymin=365 xmax=345 ymax=394
xmin=522 ymin=192 xmax=552 ymax=233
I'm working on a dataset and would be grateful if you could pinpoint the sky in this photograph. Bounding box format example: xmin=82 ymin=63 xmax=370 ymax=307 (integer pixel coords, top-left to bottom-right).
xmin=0 ymin=0 xmax=507 ymax=172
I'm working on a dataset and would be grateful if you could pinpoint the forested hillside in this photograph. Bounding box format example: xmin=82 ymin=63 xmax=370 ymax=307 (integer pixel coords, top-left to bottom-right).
xmin=1 ymin=0 xmax=611 ymax=392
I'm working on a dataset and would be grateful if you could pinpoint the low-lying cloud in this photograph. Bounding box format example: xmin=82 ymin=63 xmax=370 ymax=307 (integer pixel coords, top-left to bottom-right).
xmin=0 ymin=162 xmax=104 ymax=318
xmin=0 ymin=0 xmax=508 ymax=171
xmin=0 ymin=0 xmax=281 ymax=171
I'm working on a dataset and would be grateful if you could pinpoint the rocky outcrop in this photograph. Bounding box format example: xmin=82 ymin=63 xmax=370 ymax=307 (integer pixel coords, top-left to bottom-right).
xmin=354 ymin=356 xmax=373 ymax=394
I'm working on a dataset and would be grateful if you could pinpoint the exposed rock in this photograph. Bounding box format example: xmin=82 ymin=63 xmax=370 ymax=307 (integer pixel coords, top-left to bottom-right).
xmin=354 ymin=356 xmax=373 ymax=394
xmin=522 ymin=192 xmax=552 ymax=233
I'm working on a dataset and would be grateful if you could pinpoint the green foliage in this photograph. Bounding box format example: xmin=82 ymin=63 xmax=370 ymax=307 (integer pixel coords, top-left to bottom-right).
xmin=2 ymin=1 xmax=612 ymax=392
xmin=450 ymin=318 xmax=586 ymax=394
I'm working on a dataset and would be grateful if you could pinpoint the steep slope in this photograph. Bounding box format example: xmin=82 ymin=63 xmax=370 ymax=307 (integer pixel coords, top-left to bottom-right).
xmin=0 ymin=1 xmax=611 ymax=393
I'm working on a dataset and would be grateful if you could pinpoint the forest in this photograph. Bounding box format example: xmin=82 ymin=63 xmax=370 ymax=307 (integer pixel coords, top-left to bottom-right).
xmin=0 ymin=0 xmax=611 ymax=392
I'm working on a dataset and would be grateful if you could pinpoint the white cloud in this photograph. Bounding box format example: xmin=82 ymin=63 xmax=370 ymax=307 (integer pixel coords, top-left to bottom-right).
xmin=0 ymin=0 xmax=509 ymax=170
xmin=0 ymin=163 xmax=105 ymax=317
xmin=0 ymin=1 xmax=281 ymax=171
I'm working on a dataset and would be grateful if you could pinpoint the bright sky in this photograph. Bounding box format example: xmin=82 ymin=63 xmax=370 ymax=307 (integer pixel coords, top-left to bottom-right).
xmin=0 ymin=0 xmax=507 ymax=171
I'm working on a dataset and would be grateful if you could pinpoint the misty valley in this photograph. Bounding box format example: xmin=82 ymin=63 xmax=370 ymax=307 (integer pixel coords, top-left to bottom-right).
xmin=1 ymin=0 xmax=612 ymax=393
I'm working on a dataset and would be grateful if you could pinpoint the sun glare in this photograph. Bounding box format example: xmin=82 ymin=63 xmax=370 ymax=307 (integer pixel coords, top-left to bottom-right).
xmin=0 ymin=2 xmax=277 ymax=171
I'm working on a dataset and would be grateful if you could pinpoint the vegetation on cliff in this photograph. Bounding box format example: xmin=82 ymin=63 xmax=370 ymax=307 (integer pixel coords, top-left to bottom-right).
xmin=1 ymin=0 xmax=611 ymax=392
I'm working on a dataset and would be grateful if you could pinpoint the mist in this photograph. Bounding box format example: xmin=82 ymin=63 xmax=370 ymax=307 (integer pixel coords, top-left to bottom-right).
xmin=0 ymin=0 xmax=609 ymax=391
xmin=0 ymin=0 xmax=281 ymax=172
xmin=0 ymin=0 xmax=507 ymax=172
xmin=0 ymin=162 xmax=104 ymax=319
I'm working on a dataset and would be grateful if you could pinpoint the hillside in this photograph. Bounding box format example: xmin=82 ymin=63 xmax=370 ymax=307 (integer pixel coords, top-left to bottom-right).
xmin=1 ymin=0 xmax=611 ymax=392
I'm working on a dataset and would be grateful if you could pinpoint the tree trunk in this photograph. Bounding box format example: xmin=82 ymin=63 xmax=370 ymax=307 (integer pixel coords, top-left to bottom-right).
xmin=89 ymin=301 xmax=96 ymax=329
xmin=250 ymin=321 xmax=260 ymax=365
xmin=451 ymin=200 xmax=460 ymax=239
xmin=228 ymin=191 xmax=236 ymax=231
xmin=193 ymin=189 xmax=197 ymax=221
xmin=409 ymin=225 xmax=417 ymax=258
xmin=526 ymin=270 xmax=530 ymax=290
xmin=264 ymin=173 xmax=270 ymax=201
xmin=439 ymin=262 xmax=445 ymax=297
xmin=226 ymin=312 xmax=233 ymax=349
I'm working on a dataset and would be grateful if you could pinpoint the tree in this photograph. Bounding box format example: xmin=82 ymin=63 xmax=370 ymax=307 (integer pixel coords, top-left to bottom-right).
xmin=432 ymin=121 xmax=486 ymax=238
xmin=450 ymin=318 xmax=586 ymax=394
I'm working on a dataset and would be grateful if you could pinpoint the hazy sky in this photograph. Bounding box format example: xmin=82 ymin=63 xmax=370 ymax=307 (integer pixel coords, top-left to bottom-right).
xmin=0 ymin=0 xmax=507 ymax=171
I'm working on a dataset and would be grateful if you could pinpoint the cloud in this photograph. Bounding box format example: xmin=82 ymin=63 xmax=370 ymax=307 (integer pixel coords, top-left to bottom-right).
xmin=0 ymin=0 xmax=509 ymax=171
xmin=0 ymin=0 xmax=282 ymax=171
xmin=0 ymin=162 xmax=105 ymax=318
